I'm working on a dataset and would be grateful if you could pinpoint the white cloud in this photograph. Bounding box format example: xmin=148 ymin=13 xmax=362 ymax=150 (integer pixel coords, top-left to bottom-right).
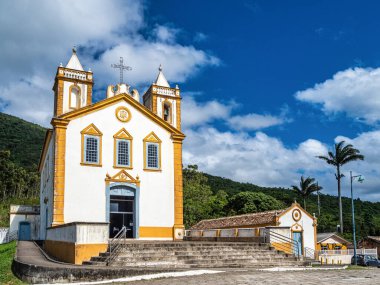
xmin=153 ymin=25 xmax=180 ymax=43
xmin=182 ymin=95 xmax=290 ymax=131
xmin=183 ymin=125 xmax=380 ymax=201
xmin=295 ymin=67 xmax=380 ymax=125
xmin=227 ymin=113 xmax=285 ymax=131
xmin=182 ymin=96 xmax=236 ymax=128
xmin=0 ymin=0 xmax=219 ymax=126
xmin=183 ymin=127 xmax=327 ymax=186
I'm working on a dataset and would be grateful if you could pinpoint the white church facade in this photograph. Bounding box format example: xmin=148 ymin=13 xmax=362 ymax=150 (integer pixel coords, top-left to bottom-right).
xmin=38 ymin=49 xmax=185 ymax=263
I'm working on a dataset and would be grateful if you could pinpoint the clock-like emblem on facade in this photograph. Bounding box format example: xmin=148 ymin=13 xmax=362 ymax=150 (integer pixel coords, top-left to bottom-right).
xmin=115 ymin=106 xmax=131 ymax=122
xmin=292 ymin=209 xmax=302 ymax=222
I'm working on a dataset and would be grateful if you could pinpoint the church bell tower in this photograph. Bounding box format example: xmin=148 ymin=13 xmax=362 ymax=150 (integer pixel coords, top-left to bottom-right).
xmin=143 ymin=65 xmax=181 ymax=130
xmin=53 ymin=48 xmax=94 ymax=116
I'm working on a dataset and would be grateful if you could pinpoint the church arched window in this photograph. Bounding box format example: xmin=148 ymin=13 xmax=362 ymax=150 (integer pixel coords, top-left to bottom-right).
xmin=162 ymin=101 xmax=172 ymax=123
xmin=69 ymin=85 xmax=81 ymax=109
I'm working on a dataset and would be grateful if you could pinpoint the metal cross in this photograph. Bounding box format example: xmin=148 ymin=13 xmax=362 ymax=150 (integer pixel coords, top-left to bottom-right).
xmin=111 ymin=57 xmax=132 ymax=84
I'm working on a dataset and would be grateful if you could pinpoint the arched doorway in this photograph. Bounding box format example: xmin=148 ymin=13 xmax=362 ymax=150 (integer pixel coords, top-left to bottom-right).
xmin=107 ymin=184 xmax=139 ymax=238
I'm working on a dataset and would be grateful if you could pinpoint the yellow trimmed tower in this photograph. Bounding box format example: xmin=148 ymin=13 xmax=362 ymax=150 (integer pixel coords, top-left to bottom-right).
xmin=53 ymin=47 xmax=94 ymax=116
xmin=143 ymin=65 xmax=182 ymax=131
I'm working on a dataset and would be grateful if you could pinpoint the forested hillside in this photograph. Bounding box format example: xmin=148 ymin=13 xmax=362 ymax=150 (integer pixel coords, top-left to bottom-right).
xmin=0 ymin=112 xmax=379 ymax=241
xmin=0 ymin=113 xmax=45 ymax=170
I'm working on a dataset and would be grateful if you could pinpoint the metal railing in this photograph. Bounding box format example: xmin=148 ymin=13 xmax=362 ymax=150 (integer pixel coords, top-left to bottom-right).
xmin=105 ymin=226 xmax=126 ymax=266
xmin=304 ymin=247 xmax=317 ymax=260
xmin=263 ymin=229 xmax=301 ymax=259
xmin=317 ymin=248 xmax=378 ymax=257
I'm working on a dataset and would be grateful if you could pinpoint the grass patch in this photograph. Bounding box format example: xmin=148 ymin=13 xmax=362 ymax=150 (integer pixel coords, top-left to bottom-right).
xmin=0 ymin=241 xmax=24 ymax=284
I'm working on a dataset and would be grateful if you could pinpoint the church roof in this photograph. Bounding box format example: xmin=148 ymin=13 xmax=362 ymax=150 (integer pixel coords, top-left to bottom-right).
xmin=154 ymin=65 xmax=170 ymax=87
xmin=59 ymin=93 xmax=184 ymax=136
xmin=190 ymin=209 xmax=284 ymax=230
xmin=66 ymin=47 xmax=84 ymax=71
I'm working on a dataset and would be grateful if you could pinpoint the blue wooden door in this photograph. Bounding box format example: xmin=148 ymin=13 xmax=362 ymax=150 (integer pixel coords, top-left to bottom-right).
xmin=292 ymin=231 xmax=303 ymax=256
xmin=18 ymin=221 xmax=31 ymax=241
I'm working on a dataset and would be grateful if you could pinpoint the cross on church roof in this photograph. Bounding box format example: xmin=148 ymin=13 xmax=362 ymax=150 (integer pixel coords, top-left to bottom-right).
xmin=111 ymin=57 xmax=132 ymax=84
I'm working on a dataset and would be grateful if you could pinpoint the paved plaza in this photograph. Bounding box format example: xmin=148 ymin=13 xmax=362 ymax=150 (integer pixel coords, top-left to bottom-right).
xmin=104 ymin=268 xmax=380 ymax=285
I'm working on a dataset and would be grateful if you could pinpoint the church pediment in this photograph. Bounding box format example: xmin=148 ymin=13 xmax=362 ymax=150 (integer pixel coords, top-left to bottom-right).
xmin=105 ymin=170 xmax=140 ymax=185
xmin=113 ymin=128 xmax=133 ymax=139
xmin=80 ymin=123 xmax=103 ymax=135
xmin=143 ymin=131 xmax=162 ymax=143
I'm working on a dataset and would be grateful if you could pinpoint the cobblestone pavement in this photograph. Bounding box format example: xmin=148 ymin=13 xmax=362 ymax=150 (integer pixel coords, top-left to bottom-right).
xmin=109 ymin=268 xmax=380 ymax=285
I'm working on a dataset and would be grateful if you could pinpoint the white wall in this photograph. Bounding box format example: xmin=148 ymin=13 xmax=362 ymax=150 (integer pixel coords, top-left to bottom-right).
xmin=279 ymin=206 xmax=316 ymax=251
xmin=64 ymin=100 xmax=175 ymax=229
xmin=39 ymin=137 xmax=54 ymax=240
xmin=9 ymin=205 xmax=40 ymax=240
xmin=46 ymin=223 xmax=108 ymax=244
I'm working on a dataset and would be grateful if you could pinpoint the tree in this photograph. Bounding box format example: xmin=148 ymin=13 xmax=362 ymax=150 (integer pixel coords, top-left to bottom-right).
xmin=183 ymin=165 xmax=219 ymax=228
xmin=317 ymin=141 xmax=364 ymax=233
xmin=291 ymin=176 xmax=322 ymax=210
xmin=227 ymin=191 xmax=284 ymax=215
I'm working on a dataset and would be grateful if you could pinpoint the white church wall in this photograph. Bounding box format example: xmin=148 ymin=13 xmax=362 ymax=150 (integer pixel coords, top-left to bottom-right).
xmin=279 ymin=207 xmax=316 ymax=251
xmin=39 ymin=136 xmax=54 ymax=240
xmin=64 ymin=100 xmax=175 ymax=229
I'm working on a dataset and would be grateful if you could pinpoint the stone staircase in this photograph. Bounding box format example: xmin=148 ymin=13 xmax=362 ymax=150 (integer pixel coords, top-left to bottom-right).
xmin=83 ymin=241 xmax=304 ymax=268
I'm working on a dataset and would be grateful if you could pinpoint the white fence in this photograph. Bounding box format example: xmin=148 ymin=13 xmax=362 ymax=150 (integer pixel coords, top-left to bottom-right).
xmin=318 ymin=248 xmax=378 ymax=257
xmin=0 ymin=228 xmax=8 ymax=243
xmin=0 ymin=228 xmax=18 ymax=244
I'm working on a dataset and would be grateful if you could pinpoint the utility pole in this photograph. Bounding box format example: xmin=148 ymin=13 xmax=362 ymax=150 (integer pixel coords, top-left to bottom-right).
xmin=350 ymin=171 xmax=364 ymax=266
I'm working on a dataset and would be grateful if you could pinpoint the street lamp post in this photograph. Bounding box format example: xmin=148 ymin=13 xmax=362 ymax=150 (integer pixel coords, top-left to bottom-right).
xmin=350 ymin=171 xmax=364 ymax=266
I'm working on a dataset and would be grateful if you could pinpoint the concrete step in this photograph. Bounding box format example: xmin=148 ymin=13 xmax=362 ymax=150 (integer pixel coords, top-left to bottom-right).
xmin=83 ymin=241 xmax=300 ymax=268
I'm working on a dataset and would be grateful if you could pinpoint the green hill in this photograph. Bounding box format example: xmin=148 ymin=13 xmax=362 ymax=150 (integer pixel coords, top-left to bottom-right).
xmin=0 ymin=112 xmax=46 ymax=170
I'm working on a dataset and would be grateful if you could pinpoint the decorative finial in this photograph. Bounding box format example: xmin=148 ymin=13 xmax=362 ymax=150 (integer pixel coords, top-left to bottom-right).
xmin=175 ymin=84 xmax=179 ymax=89
xmin=72 ymin=46 xmax=77 ymax=54
xmin=88 ymin=68 xmax=92 ymax=72
xmin=59 ymin=63 xmax=63 ymax=67
xmin=159 ymin=64 xmax=163 ymax=71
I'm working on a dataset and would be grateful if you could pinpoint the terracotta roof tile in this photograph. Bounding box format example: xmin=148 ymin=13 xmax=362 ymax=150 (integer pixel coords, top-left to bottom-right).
xmin=190 ymin=209 xmax=285 ymax=230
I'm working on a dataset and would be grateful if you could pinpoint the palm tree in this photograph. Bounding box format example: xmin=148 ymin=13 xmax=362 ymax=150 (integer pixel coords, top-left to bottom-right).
xmin=317 ymin=141 xmax=364 ymax=233
xmin=291 ymin=176 xmax=322 ymax=210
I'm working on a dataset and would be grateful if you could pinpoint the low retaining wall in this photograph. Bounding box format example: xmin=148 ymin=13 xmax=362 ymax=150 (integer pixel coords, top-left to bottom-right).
xmin=44 ymin=222 xmax=109 ymax=264
xmin=12 ymin=257 xmax=175 ymax=284
xmin=319 ymin=254 xmax=352 ymax=265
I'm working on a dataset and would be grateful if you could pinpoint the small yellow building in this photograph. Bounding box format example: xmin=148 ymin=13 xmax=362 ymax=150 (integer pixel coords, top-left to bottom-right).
xmin=316 ymin=232 xmax=350 ymax=251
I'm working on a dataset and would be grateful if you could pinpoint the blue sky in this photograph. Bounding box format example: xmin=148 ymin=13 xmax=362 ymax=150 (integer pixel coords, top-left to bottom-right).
xmin=1 ymin=0 xmax=380 ymax=201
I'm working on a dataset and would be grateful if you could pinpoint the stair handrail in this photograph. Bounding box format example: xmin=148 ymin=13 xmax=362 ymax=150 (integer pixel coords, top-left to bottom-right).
xmin=263 ymin=228 xmax=301 ymax=259
xmin=105 ymin=226 xmax=126 ymax=266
